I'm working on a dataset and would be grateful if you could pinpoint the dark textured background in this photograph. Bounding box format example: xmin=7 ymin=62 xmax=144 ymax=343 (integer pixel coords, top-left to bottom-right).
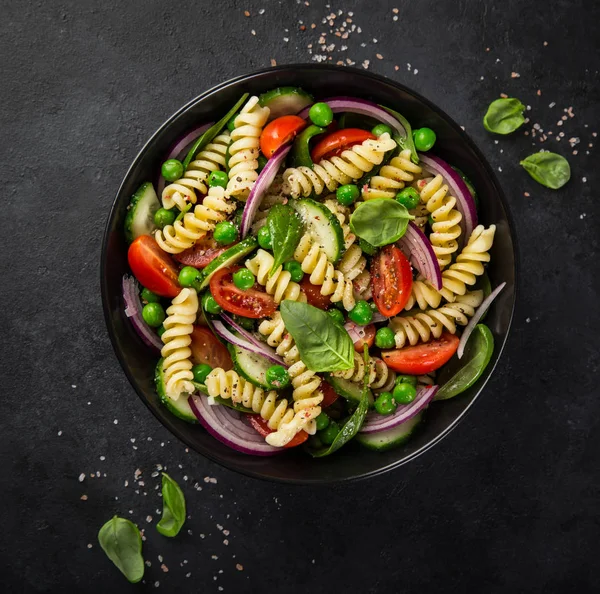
xmin=1 ymin=0 xmax=598 ymax=592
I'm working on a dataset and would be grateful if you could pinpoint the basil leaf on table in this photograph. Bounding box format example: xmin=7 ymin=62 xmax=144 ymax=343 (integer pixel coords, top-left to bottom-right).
xmin=349 ymin=199 xmax=414 ymax=247
xmin=98 ymin=516 xmax=145 ymax=583
xmin=483 ymin=98 xmax=525 ymax=134
xmin=520 ymin=152 xmax=571 ymax=189
xmin=156 ymin=473 xmax=186 ymax=538
xmin=267 ymin=204 xmax=304 ymax=274
xmin=381 ymin=105 xmax=419 ymax=164
xmin=280 ymin=300 xmax=354 ymax=372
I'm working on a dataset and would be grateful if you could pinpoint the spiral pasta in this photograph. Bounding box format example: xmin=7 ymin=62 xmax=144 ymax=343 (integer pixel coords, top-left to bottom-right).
xmin=362 ymin=149 xmax=423 ymax=200
xmin=226 ymin=96 xmax=270 ymax=201
xmin=282 ymin=133 xmax=396 ymax=198
xmin=410 ymin=202 xmax=430 ymax=229
xmin=250 ymin=176 xmax=286 ymax=233
xmin=332 ymin=355 xmax=394 ymax=390
xmin=419 ymin=174 xmax=463 ymax=269
xmin=160 ymin=288 xmax=199 ymax=400
xmin=245 ymin=249 xmax=304 ymax=303
xmin=155 ymin=186 xmax=236 ymax=254
xmin=389 ymin=290 xmax=484 ymax=349
xmin=162 ymin=133 xmax=231 ymax=211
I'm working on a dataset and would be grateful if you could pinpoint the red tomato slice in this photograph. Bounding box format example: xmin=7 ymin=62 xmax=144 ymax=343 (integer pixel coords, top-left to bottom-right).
xmin=299 ymin=277 xmax=331 ymax=309
xmin=247 ymin=415 xmax=308 ymax=448
xmin=190 ymin=326 xmax=233 ymax=370
xmin=260 ymin=115 xmax=307 ymax=158
xmin=311 ymin=128 xmax=376 ymax=162
xmin=371 ymin=245 xmax=413 ymax=317
xmin=209 ymin=266 xmax=276 ymax=319
xmin=174 ymin=235 xmax=229 ymax=269
xmin=127 ymin=235 xmax=180 ymax=298
xmin=349 ymin=323 xmax=376 ymax=351
xmin=382 ymin=333 xmax=460 ymax=374
xmin=320 ymin=381 xmax=339 ymax=408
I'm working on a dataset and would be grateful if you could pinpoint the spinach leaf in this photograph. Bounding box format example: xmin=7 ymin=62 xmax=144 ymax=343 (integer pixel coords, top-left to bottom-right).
xmin=381 ymin=106 xmax=419 ymax=164
xmin=483 ymin=98 xmax=525 ymax=135
xmin=520 ymin=152 xmax=571 ymax=189
xmin=156 ymin=473 xmax=186 ymax=538
xmin=98 ymin=516 xmax=144 ymax=583
xmin=267 ymin=204 xmax=304 ymax=274
xmin=182 ymin=93 xmax=249 ymax=170
xmin=280 ymin=300 xmax=354 ymax=372
xmin=350 ymin=199 xmax=414 ymax=247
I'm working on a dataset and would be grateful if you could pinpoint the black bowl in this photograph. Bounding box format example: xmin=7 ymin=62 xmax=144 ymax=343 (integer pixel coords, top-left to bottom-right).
xmin=101 ymin=65 xmax=517 ymax=484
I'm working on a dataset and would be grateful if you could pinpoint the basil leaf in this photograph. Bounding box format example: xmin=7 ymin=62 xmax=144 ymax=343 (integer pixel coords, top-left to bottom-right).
xmin=280 ymin=300 xmax=354 ymax=372
xmin=381 ymin=106 xmax=419 ymax=164
xmin=483 ymin=98 xmax=525 ymax=135
xmin=349 ymin=198 xmax=414 ymax=247
xmin=267 ymin=204 xmax=304 ymax=275
xmin=182 ymin=93 xmax=249 ymax=170
xmin=156 ymin=473 xmax=186 ymax=538
xmin=520 ymin=152 xmax=571 ymax=189
xmin=98 ymin=516 xmax=144 ymax=583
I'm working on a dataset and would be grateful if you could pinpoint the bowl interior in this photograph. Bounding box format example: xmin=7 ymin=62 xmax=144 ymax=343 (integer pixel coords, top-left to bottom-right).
xmin=101 ymin=65 xmax=516 ymax=484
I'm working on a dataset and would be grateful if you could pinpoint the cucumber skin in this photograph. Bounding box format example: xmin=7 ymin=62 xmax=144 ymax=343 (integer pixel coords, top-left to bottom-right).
xmin=196 ymin=237 xmax=258 ymax=289
xmin=228 ymin=344 xmax=271 ymax=390
xmin=155 ymin=359 xmax=198 ymax=423
xmin=325 ymin=375 xmax=375 ymax=407
xmin=124 ymin=182 xmax=159 ymax=244
xmin=259 ymin=87 xmax=313 ymax=119
xmin=356 ymin=413 xmax=422 ymax=451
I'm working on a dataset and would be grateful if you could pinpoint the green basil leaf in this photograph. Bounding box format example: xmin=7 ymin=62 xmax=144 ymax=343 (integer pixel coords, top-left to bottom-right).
xmin=349 ymin=198 xmax=414 ymax=247
xmin=267 ymin=204 xmax=304 ymax=274
xmin=381 ymin=106 xmax=419 ymax=164
xmin=280 ymin=300 xmax=354 ymax=372
xmin=483 ymin=98 xmax=525 ymax=134
xmin=98 ymin=516 xmax=144 ymax=583
xmin=156 ymin=473 xmax=186 ymax=537
xmin=520 ymin=151 xmax=571 ymax=189
xmin=182 ymin=93 xmax=249 ymax=170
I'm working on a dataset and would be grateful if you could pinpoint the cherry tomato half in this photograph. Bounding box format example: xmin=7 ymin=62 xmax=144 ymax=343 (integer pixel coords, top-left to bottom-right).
xmin=311 ymin=128 xmax=376 ymax=162
xmin=320 ymin=381 xmax=340 ymax=408
xmin=174 ymin=235 xmax=229 ymax=269
xmin=382 ymin=333 xmax=460 ymax=375
xmin=247 ymin=415 xmax=309 ymax=448
xmin=299 ymin=277 xmax=331 ymax=309
xmin=189 ymin=326 xmax=233 ymax=370
xmin=371 ymin=245 xmax=413 ymax=317
xmin=260 ymin=115 xmax=307 ymax=158
xmin=347 ymin=322 xmax=376 ymax=351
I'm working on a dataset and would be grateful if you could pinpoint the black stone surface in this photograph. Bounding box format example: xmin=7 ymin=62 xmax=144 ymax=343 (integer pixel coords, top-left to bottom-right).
xmin=1 ymin=0 xmax=598 ymax=592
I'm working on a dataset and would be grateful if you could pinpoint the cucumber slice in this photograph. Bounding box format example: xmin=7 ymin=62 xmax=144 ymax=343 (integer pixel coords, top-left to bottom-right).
xmin=325 ymin=375 xmax=375 ymax=407
xmin=196 ymin=237 xmax=258 ymax=289
xmin=124 ymin=182 xmax=160 ymax=244
xmin=291 ymin=198 xmax=344 ymax=264
xmin=155 ymin=359 xmax=198 ymax=423
xmin=356 ymin=413 xmax=422 ymax=451
xmin=229 ymin=343 xmax=272 ymax=389
xmin=259 ymin=87 xmax=313 ymax=120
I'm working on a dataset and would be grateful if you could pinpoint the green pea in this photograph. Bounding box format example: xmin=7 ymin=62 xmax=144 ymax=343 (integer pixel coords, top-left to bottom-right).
xmin=395 ymin=374 xmax=418 ymax=387
xmin=374 ymin=392 xmax=397 ymax=415
xmin=192 ymin=363 xmax=212 ymax=384
xmin=161 ymin=159 xmax=184 ymax=182
xmin=315 ymin=412 xmax=330 ymax=431
xmin=413 ymin=127 xmax=437 ymax=152
xmin=208 ymin=170 xmax=228 ymax=189
xmin=202 ymin=292 xmax=222 ymax=314
xmin=154 ymin=208 xmax=177 ymax=229
xmin=393 ymin=382 xmax=417 ymax=404
xmin=348 ymin=300 xmax=372 ymax=326
xmin=327 ymin=308 xmax=345 ymax=326
xmin=141 ymin=288 xmax=160 ymax=303
xmin=213 ymin=221 xmax=238 ymax=244
xmin=396 ymin=187 xmax=420 ymax=210
xmin=336 ymin=184 xmax=360 ymax=206
xmin=157 ymin=325 xmax=166 ymax=338
xmin=309 ymin=102 xmax=334 ymax=127
xmin=232 ymin=315 xmax=255 ymax=331
xmin=283 ymin=261 xmax=304 ymax=283
xmin=359 ymin=238 xmax=377 ymax=256
xmin=232 ymin=268 xmax=255 ymax=290
xmin=257 ymin=155 xmax=268 ymax=173
xmin=375 ymin=327 xmax=396 ymax=349
xmin=319 ymin=420 xmax=340 ymax=445
xmin=178 ymin=266 xmax=201 ymax=288
xmin=265 ymin=365 xmax=290 ymax=389
xmin=257 ymin=226 xmax=273 ymax=250
xmin=142 ymin=302 xmax=166 ymax=328
xmin=372 ymin=123 xmax=392 ymax=137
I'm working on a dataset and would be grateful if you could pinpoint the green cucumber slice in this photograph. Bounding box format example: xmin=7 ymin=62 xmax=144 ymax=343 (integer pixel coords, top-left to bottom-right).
xmin=155 ymin=359 xmax=198 ymax=423
xmin=291 ymin=198 xmax=344 ymax=264
xmin=288 ymin=124 xmax=325 ymax=168
xmin=229 ymin=342 xmax=272 ymax=389
xmin=325 ymin=375 xmax=375 ymax=407
xmin=124 ymin=182 xmax=160 ymax=244
xmin=356 ymin=413 xmax=422 ymax=451
xmin=259 ymin=87 xmax=313 ymax=120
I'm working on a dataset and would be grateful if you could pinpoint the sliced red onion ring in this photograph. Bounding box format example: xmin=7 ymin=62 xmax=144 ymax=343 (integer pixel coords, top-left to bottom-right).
xmin=457 ymin=282 xmax=506 ymax=359
xmin=213 ymin=318 xmax=286 ymax=366
xmin=157 ymin=123 xmax=214 ymax=195
xmin=360 ymin=385 xmax=438 ymax=434
xmin=418 ymin=154 xmax=478 ymax=241
xmin=370 ymin=311 xmax=388 ymax=324
xmin=240 ymin=143 xmax=292 ymax=238
xmin=189 ymin=394 xmax=281 ymax=456
xmin=122 ymin=275 xmax=162 ymax=352
xmin=397 ymin=222 xmax=443 ymax=290
xmin=344 ymin=321 xmax=370 ymax=346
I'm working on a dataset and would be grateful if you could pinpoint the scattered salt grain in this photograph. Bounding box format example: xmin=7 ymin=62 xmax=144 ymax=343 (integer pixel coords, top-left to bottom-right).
xmin=526 ymin=318 xmax=531 ymax=323
xmin=78 ymin=473 xmax=85 ymax=482
xmin=113 ymin=419 xmax=118 ymax=425
xmin=511 ymin=72 xmax=520 ymax=78
xmin=236 ymin=564 xmax=244 ymax=571
xmin=161 ymin=564 xmax=169 ymax=573
xmin=87 ymin=544 xmax=92 ymax=549
xmin=146 ymin=516 xmax=153 ymax=523
xmin=376 ymin=53 xmax=383 ymax=60
xmin=80 ymin=495 xmax=88 ymax=501
xmin=582 ymin=177 xmax=587 ymax=183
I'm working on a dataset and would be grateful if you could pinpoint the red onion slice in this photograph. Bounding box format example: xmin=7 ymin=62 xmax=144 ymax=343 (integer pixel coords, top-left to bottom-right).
xmin=122 ymin=275 xmax=162 ymax=352
xmin=457 ymin=282 xmax=506 ymax=359
xmin=396 ymin=222 xmax=443 ymax=290
xmin=343 ymin=321 xmax=370 ymax=346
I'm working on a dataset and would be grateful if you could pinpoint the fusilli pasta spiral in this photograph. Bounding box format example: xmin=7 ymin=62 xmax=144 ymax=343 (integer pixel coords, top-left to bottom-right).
xmin=250 ymin=176 xmax=286 ymax=234
xmin=162 ymin=133 xmax=231 ymax=211
xmin=362 ymin=149 xmax=423 ymax=200
xmin=245 ymin=249 xmax=304 ymax=303
xmin=155 ymin=186 xmax=236 ymax=254
xmin=160 ymin=288 xmax=199 ymax=400
xmin=282 ymin=133 xmax=396 ymax=198
xmin=226 ymin=96 xmax=270 ymax=201
xmin=332 ymin=355 xmax=394 ymax=390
